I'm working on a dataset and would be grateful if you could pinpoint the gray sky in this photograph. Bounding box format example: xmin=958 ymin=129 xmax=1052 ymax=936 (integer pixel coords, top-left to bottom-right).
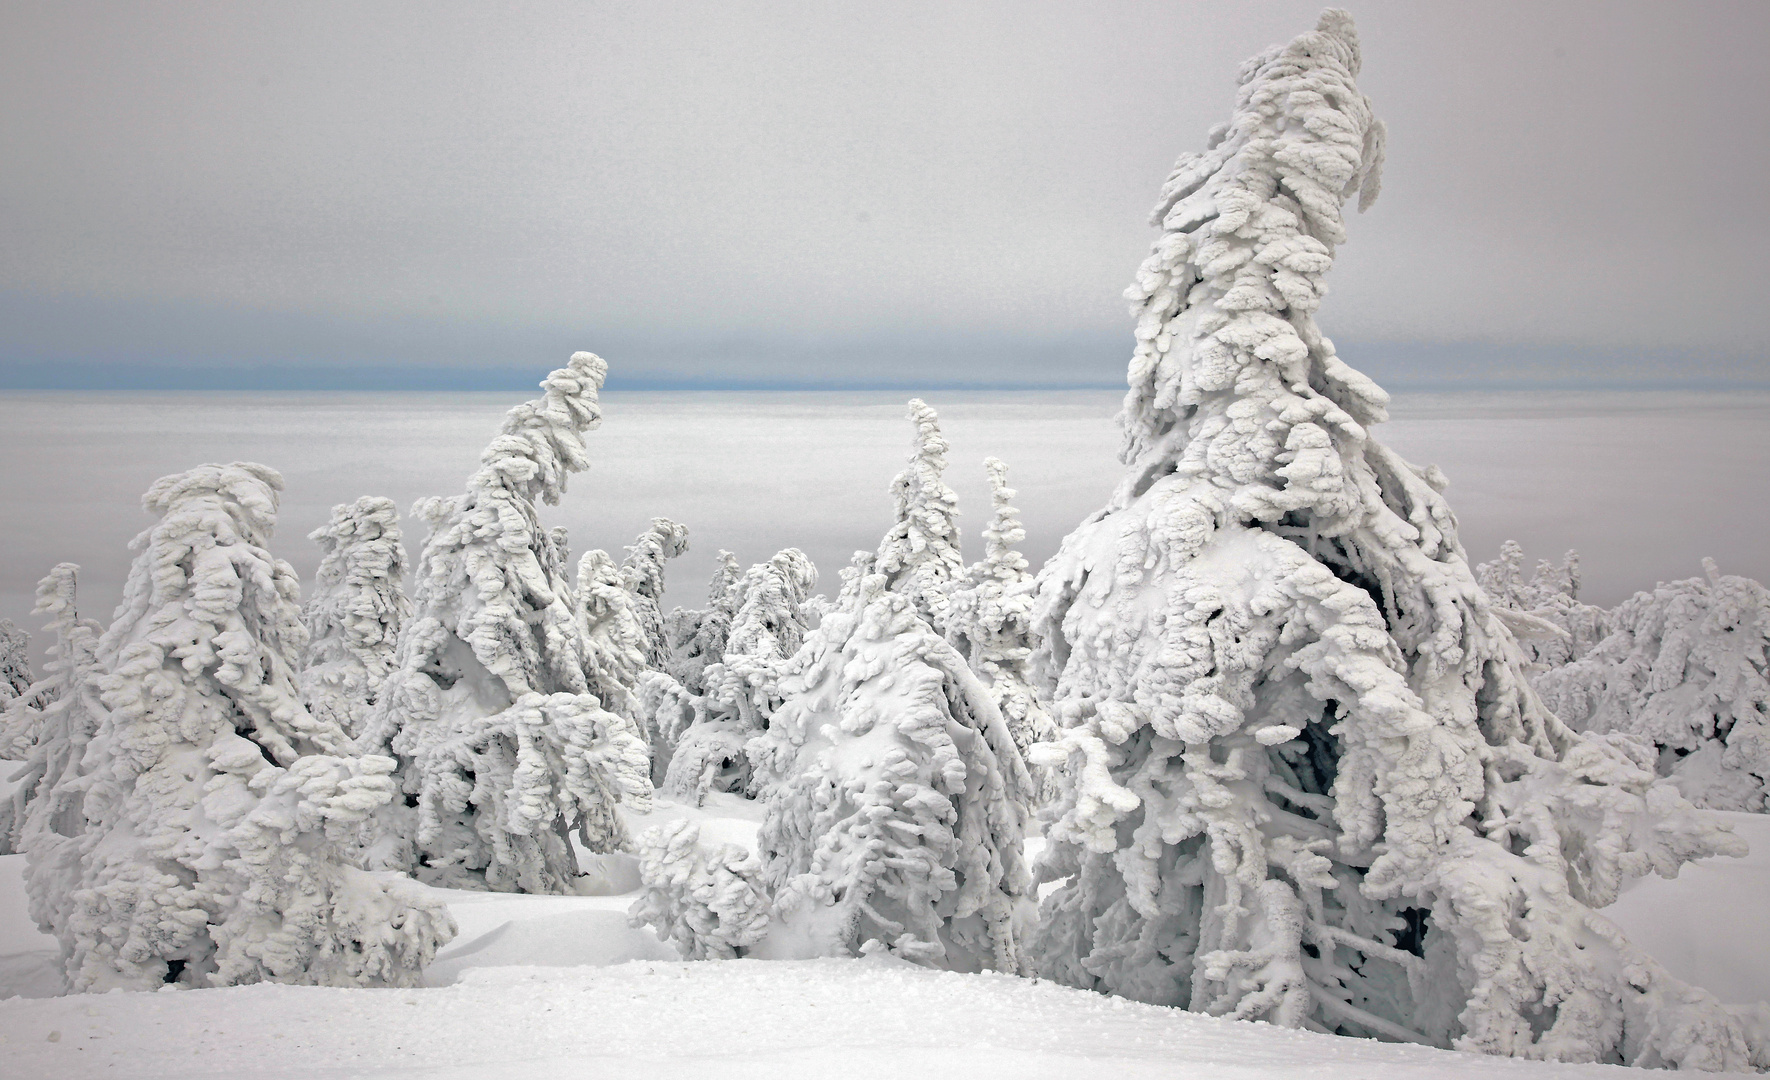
xmin=2 ymin=1 xmax=1766 ymax=388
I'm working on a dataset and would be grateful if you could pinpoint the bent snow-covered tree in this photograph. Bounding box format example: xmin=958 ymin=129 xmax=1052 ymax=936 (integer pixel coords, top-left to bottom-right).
xmin=1026 ymin=12 xmax=1756 ymax=1071
xmin=947 ymin=457 xmax=1057 ymax=802
xmin=0 ymin=565 xmax=102 ymax=855
xmin=1535 ymin=560 xmax=1770 ymax=814
xmin=358 ymin=354 xmax=652 ymax=893
xmin=746 ymin=574 xmax=1033 ymax=969
xmin=299 ymin=496 xmax=410 ymax=739
xmin=621 ymin=518 xmax=690 ymax=671
xmin=26 ymin=464 xmax=452 ymax=990
xmin=875 ymin=399 xmax=963 ymax=630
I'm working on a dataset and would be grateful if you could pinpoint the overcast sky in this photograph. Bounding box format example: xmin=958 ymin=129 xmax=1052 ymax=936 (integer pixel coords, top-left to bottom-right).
xmin=2 ymin=1 xmax=1766 ymax=389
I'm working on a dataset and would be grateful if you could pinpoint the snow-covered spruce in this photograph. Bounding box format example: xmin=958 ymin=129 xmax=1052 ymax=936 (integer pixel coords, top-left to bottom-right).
xmin=0 ymin=618 xmax=33 ymax=704
xmin=946 ymin=457 xmax=1057 ymax=803
xmin=661 ymin=549 xmax=818 ymax=805
xmin=621 ymin=518 xmax=690 ymax=671
xmin=1025 ymin=12 xmax=1755 ymax=1070
xmin=741 ymin=573 xmax=1033 ymax=970
xmin=25 ymin=463 xmax=452 ymax=991
xmin=357 ymin=354 xmax=652 ymax=893
xmin=298 ymin=496 xmax=410 ymax=740
xmin=875 ymin=399 xmax=964 ymax=631
xmin=1476 ymin=542 xmax=1608 ymax=670
xmin=0 ymin=564 xmax=103 ymax=856
xmin=664 ymin=550 xmax=743 ymax=697
xmin=576 ymin=548 xmax=658 ymax=761
xmin=1536 ymin=559 xmax=1770 ymax=813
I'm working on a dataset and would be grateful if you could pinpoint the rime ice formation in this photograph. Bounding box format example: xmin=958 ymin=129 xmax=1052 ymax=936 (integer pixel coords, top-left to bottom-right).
xmin=1025 ymin=12 xmax=1756 ymax=1070
xmin=629 ymin=819 xmax=771 ymax=960
xmin=0 ymin=565 xmax=102 ymax=855
xmin=1476 ymin=542 xmax=1608 ymax=670
xmin=1536 ymin=560 xmax=1770 ymax=814
xmin=622 ymin=518 xmax=691 ymax=671
xmin=946 ymin=458 xmax=1057 ymax=803
xmin=23 ymin=464 xmax=452 ymax=990
xmin=299 ymin=497 xmax=410 ymax=740
xmin=577 ymin=548 xmax=651 ymax=737
xmin=0 ymin=619 xmax=33 ymax=704
xmin=739 ymin=573 xmax=1033 ymax=970
xmin=875 ymin=399 xmax=964 ymax=630
xmin=357 ymin=354 xmax=653 ymax=893
xmin=661 ymin=549 xmax=818 ymax=805
xmin=664 ymin=551 xmax=743 ymax=697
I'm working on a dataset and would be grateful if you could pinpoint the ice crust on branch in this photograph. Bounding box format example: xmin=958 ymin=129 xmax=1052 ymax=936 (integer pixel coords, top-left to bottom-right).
xmin=875 ymin=399 xmax=963 ymax=630
xmin=946 ymin=458 xmax=1057 ymax=803
xmin=357 ymin=353 xmax=653 ymax=893
xmin=299 ymin=496 xmax=410 ymax=739
xmin=24 ymin=463 xmax=452 ymax=991
xmin=1025 ymin=11 xmax=1757 ymax=1070
xmin=0 ymin=565 xmax=103 ymax=857
xmin=1536 ymin=560 xmax=1770 ymax=814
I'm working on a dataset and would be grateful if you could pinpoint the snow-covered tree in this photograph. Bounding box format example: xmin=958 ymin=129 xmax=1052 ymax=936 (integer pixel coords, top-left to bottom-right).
xmin=946 ymin=457 xmax=1057 ymax=801
xmin=664 ymin=550 xmax=743 ymax=696
xmin=299 ymin=496 xmax=410 ymax=739
xmin=1536 ymin=559 xmax=1770 ymax=813
xmin=26 ymin=463 xmax=452 ymax=991
xmin=576 ymin=548 xmax=656 ymax=755
xmin=741 ymin=573 xmax=1033 ymax=970
xmin=0 ymin=565 xmax=102 ymax=855
xmin=661 ymin=549 xmax=817 ymax=804
xmin=0 ymin=619 xmax=33 ymax=704
xmin=875 ymin=399 xmax=963 ymax=629
xmin=621 ymin=518 xmax=690 ymax=671
xmin=1024 ymin=12 xmax=1756 ymax=1069
xmin=629 ymin=818 xmax=770 ymax=960
xmin=1476 ymin=542 xmax=1608 ymax=670
xmin=357 ymin=353 xmax=653 ymax=893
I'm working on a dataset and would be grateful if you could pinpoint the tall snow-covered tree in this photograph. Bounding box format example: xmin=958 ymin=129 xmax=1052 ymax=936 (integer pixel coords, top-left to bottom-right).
xmin=0 ymin=565 xmax=102 ymax=856
xmin=25 ymin=463 xmax=452 ymax=991
xmin=576 ymin=548 xmax=657 ymax=756
xmin=946 ymin=457 xmax=1057 ymax=800
xmin=1476 ymin=542 xmax=1608 ymax=670
xmin=1536 ymin=559 xmax=1770 ymax=814
xmin=621 ymin=518 xmax=690 ymax=671
xmin=299 ymin=496 xmax=410 ymax=739
xmin=1024 ymin=12 xmax=1755 ymax=1070
xmin=875 ymin=399 xmax=963 ymax=630
xmin=0 ymin=619 xmax=33 ymax=705
xmin=664 ymin=550 xmax=743 ymax=697
xmin=661 ymin=549 xmax=818 ymax=804
xmin=357 ymin=353 xmax=652 ymax=893
xmin=747 ymin=572 xmax=1031 ymax=968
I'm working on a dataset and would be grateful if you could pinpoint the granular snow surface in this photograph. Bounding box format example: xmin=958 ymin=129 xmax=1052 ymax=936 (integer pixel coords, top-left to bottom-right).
xmin=1 ymin=795 xmax=1763 ymax=1078
xmin=0 ymin=957 xmax=1723 ymax=1080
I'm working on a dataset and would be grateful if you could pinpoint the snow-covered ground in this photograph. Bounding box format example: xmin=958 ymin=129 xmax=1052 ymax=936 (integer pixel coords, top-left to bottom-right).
xmin=1 ymin=784 xmax=1763 ymax=1078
